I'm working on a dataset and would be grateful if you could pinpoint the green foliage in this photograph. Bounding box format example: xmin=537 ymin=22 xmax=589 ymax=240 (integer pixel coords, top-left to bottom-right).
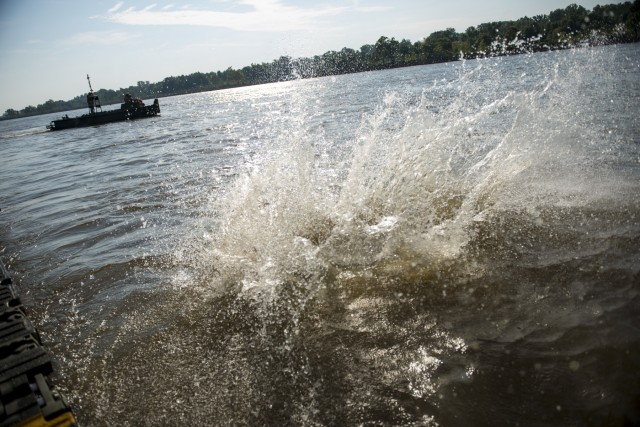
xmin=3 ymin=1 xmax=639 ymax=120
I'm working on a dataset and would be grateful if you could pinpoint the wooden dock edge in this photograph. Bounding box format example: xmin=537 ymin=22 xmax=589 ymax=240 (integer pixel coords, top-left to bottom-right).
xmin=0 ymin=260 xmax=77 ymax=427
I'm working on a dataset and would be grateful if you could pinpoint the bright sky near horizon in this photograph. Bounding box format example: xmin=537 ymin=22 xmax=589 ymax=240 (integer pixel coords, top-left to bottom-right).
xmin=0 ymin=0 xmax=622 ymax=112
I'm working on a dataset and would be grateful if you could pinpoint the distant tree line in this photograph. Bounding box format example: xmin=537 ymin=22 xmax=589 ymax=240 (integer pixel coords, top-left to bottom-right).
xmin=3 ymin=1 xmax=639 ymax=120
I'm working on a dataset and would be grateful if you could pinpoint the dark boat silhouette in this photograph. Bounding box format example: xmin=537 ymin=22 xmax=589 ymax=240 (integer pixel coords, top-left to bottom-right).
xmin=47 ymin=75 xmax=160 ymax=131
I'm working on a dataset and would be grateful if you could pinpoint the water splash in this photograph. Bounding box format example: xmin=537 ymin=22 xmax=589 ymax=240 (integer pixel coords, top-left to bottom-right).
xmin=55 ymin=45 xmax=640 ymax=426
xmin=200 ymin=56 xmax=551 ymax=290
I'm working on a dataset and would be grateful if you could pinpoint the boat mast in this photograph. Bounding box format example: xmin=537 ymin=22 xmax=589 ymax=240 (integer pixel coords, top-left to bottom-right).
xmin=86 ymin=74 xmax=101 ymax=112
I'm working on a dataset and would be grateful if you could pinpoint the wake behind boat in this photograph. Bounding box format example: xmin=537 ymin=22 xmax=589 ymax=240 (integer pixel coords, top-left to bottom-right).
xmin=47 ymin=75 xmax=160 ymax=131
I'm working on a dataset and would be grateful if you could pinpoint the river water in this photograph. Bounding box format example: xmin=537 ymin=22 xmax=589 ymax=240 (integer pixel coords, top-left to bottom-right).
xmin=1 ymin=44 xmax=639 ymax=426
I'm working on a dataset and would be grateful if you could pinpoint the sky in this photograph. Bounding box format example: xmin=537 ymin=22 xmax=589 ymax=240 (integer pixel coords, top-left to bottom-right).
xmin=0 ymin=0 xmax=623 ymax=112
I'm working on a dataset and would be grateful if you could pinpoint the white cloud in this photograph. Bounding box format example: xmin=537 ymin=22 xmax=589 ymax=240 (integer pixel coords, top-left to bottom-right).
xmin=65 ymin=31 xmax=136 ymax=45
xmin=108 ymin=2 xmax=124 ymax=14
xmin=105 ymin=0 xmax=349 ymax=32
xmin=356 ymin=5 xmax=393 ymax=13
xmin=351 ymin=0 xmax=393 ymax=13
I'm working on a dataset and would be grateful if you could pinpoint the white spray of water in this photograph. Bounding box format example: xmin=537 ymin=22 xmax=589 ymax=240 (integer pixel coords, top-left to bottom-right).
xmin=185 ymin=46 xmax=638 ymax=299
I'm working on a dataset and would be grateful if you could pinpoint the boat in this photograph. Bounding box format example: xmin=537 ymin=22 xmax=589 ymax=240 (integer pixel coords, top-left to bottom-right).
xmin=47 ymin=99 xmax=160 ymax=131
xmin=46 ymin=75 xmax=161 ymax=131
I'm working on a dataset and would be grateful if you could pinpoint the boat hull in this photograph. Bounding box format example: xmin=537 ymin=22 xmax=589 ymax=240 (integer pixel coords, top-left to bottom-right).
xmin=47 ymin=99 xmax=160 ymax=131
